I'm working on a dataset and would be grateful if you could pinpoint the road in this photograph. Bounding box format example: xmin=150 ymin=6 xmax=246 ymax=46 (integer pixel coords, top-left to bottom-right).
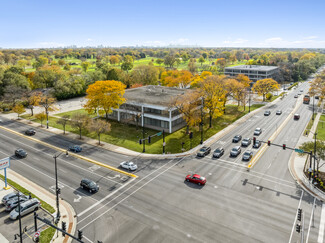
xmin=0 ymin=81 xmax=324 ymax=242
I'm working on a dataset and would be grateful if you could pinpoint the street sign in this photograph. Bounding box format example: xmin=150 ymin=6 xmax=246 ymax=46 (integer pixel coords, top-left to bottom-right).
xmin=294 ymin=148 xmax=304 ymax=153
xmin=156 ymin=132 xmax=162 ymax=136
xmin=33 ymin=230 xmax=40 ymax=240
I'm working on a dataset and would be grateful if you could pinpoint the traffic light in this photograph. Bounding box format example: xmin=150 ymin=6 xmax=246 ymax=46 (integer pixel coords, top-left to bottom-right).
xmin=283 ymin=144 xmax=286 ymax=150
xmin=78 ymin=230 xmax=83 ymax=240
xmin=139 ymin=139 xmax=142 ymax=145
xmin=57 ymin=188 xmax=61 ymax=194
xmin=296 ymin=224 xmax=301 ymax=233
xmin=253 ymin=137 xmax=256 ymax=146
xmin=62 ymin=221 xmax=66 ymax=236
xmin=189 ymin=132 xmax=193 ymax=139
xmin=297 ymin=208 xmax=302 ymax=221
xmin=148 ymin=136 xmax=151 ymax=143
xmin=267 ymin=140 xmax=271 ymax=146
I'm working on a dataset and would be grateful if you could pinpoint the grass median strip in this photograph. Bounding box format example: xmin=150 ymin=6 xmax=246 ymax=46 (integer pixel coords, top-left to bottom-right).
xmin=0 ymin=126 xmax=137 ymax=178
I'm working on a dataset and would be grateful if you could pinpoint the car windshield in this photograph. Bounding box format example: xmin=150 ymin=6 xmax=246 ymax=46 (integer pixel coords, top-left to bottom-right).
xmin=244 ymin=152 xmax=251 ymax=156
xmin=215 ymin=149 xmax=221 ymax=153
xmin=243 ymin=139 xmax=249 ymax=142
xmin=232 ymin=148 xmax=238 ymax=151
xmin=89 ymin=182 xmax=96 ymax=187
xmin=199 ymin=148 xmax=206 ymax=152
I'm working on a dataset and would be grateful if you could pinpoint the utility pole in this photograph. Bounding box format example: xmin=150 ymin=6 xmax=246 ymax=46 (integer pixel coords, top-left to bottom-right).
xmin=17 ymin=192 xmax=23 ymax=243
xmin=162 ymin=130 xmax=165 ymax=154
xmin=248 ymin=89 xmax=251 ymax=113
xmin=142 ymin=109 xmax=145 ymax=153
xmin=312 ymin=95 xmax=315 ymax=121
xmin=314 ymin=132 xmax=317 ymax=177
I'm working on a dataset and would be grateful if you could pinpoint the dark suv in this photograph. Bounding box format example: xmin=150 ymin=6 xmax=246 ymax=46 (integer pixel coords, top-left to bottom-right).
xmin=15 ymin=149 xmax=27 ymax=158
xmin=80 ymin=179 xmax=99 ymax=193
xmin=232 ymin=135 xmax=242 ymax=143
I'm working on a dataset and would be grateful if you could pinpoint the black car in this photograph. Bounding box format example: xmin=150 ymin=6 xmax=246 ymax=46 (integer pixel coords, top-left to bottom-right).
xmin=80 ymin=179 xmax=99 ymax=193
xmin=213 ymin=148 xmax=224 ymax=158
xmin=25 ymin=128 xmax=36 ymax=136
xmin=276 ymin=110 xmax=282 ymax=115
xmin=197 ymin=146 xmax=211 ymax=157
xmin=15 ymin=149 xmax=27 ymax=158
xmin=232 ymin=135 xmax=242 ymax=143
xmin=253 ymin=140 xmax=261 ymax=148
xmin=264 ymin=111 xmax=271 ymax=116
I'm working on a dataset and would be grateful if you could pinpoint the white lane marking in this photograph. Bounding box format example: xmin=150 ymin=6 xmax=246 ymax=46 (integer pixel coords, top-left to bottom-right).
xmin=200 ymin=157 xmax=296 ymax=187
xmin=210 ymin=158 xmax=247 ymax=168
xmin=82 ymin=235 xmax=94 ymax=243
xmin=0 ymin=133 xmax=123 ymax=185
xmin=78 ymin=157 xmax=185 ymax=229
xmin=306 ymin=197 xmax=316 ymax=243
xmin=318 ymin=203 xmax=325 ymax=243
xmin=288 ymin=191 xmax=304 ymax=243
xmin=77 ymin=177 xmax=135 ymax=217
xmin=74 ymin=195 xmax=82 ymax=203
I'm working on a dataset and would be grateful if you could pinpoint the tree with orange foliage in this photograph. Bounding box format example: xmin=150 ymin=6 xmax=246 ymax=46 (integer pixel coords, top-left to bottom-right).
xmin=161 ymin=70 xmax=193 ymax=88
xmin=26 ymin=91 xmax=42 ymax=116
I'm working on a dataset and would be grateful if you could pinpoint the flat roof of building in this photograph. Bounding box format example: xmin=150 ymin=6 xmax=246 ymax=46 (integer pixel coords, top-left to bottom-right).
xmin=124 ymin=85 xmax=190 ymax=107
xmin=225 ymin=65 xmax=278 ymax=71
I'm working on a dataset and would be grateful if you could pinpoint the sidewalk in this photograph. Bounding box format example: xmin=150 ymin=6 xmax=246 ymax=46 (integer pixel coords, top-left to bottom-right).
xmin=0 ymin=170 xmax=76 ymax=243
xmin=289 ymin=100 xmax=325 ymax=202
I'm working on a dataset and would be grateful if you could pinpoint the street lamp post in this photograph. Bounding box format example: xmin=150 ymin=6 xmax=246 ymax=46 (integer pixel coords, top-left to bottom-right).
xmin=248 ymin=89 xmax=251 ymax=113
xmin=312 ymin=96 xmax=315 ymax=121
xmin=200 ymin=97 xmax=204 ymax=144
xmin=17 ymin=192 xmax=23 ymax=243
xmin=53 ymin=151 xmax=68 ymax=223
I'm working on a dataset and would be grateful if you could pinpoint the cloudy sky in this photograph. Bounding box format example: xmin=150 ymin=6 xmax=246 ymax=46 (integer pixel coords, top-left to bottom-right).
xmin=1 ymin=0 xmax=325 ymax=48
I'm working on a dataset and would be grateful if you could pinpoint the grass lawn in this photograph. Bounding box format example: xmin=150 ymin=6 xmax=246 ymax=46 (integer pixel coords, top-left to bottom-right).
xmin=317 ymin=115 xmax=325 ymax=140
xmin=40 ymin=226 xmax=56 ymax=243
xmin=22 ymin=104 xmax=264 ymax=154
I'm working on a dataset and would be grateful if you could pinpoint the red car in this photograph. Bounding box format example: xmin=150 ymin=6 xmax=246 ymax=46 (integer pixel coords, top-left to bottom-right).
xmin=185 ymin=174 xmax=206 ymax=186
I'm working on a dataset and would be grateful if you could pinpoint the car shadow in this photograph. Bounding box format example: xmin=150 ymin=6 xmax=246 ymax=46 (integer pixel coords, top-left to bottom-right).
xmin=184 ymin=181 xmax=205 ymax=189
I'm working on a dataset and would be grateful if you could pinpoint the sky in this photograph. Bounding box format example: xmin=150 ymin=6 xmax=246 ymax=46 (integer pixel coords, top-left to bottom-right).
xmin=1 ymin=0 xmax=325 ymax=49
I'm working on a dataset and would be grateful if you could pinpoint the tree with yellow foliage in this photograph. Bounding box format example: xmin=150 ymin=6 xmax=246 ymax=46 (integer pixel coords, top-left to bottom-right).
xmin=191 ymin=71 xmax=213 ymax=88
xmin=161 ymin=70 xmax=193 ymax=88
xmin=199 ymin=75 xmax=226 ymax=128
xmin=26 ymin=91 xmax=42 ymax=116
xmin=84 ymin=80 xmax=126 ymax=120
xmin=236 ymin=74 xmax=251 ymax=88
xmin=252 ymin=78 xmax=279 ymax=101
xmin=12 ymin=103 xmax=25 ymax=119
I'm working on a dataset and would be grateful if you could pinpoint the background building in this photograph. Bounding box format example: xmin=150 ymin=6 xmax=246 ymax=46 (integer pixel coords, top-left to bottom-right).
xmin=224 ymin=65 xmax=279 ymax=82
xmin=108 ymin=85 xmax=190 ymax=133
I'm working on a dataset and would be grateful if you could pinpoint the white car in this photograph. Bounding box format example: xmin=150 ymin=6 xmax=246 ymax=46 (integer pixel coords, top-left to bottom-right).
xmin=120 ymin=161 xmax=138 ymax=171
xmin=254 ymin=128 xmax=262 ymax=135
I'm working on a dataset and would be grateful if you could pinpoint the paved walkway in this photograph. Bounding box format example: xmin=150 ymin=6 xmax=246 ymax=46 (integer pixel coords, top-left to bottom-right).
xmin=0 ymin=169 xmax=76 ymax=242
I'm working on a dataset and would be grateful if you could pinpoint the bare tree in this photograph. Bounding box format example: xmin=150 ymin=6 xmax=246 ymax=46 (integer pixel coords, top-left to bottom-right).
xmin=70 ymin=113 xmax=91 ymax=139
xmin=87 ymin=119 xmax=111 ymax=145
xmin=57 ymin=115 xmax=70 ymax=134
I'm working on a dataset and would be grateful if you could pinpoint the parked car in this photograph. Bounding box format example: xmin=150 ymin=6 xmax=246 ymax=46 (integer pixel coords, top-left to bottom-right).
xmin=241 ymin=138 xmax=251 ymax=147
xmin=298 ymin=93 xmax=301 ymax=95
xmin=10 ymin=198 xmax=40 ymax=220
xmin=264 ymin=111 xmax=271 ymax=116
xmin=276 ymin=110 xmax=282 ymax=115
xmin=230 ymin=146 xmax=241 ymax=157
xmin=294 ymin=95 xmax=298 ymax=98
xmin=213 ymin=148 xmax=224 ymax=158
xmin=294 ymin=114 xmax=300 ymax=120
xmin=242 ymin=151 xmax=253 ymax=161
xmin=25 ymin=128 xmax=36 ymax=136
xmin=80 ymin=179 xmax=99 ymax=193
xmin=232 ymin=135 xmax=242 ymax=143
xmin=254 ymin=128 xmax=262 ymax=136
xmin=15 ymin=148 xmax=27 ymax=158
xmin=5 ymin=196 xmax=30 ymax=211
xmin=315 ymin=96 xmax=319 ymax=100
xmin=2 ymin=192 xmax=25 ymax=205
xmin=253 ymin=140 xmax=262 ymax=148
xmin=120 ymin=161 xmax=138 ymax=171
xmin=300 ymin=89 xmax=304 ymax=92
xmin=69 ymin=145 xmax=82 ymax=152
xmin=185 ymin=174 xmax=206 ymax=186
xmin=197 ymin=146 xmax=211 ymax=157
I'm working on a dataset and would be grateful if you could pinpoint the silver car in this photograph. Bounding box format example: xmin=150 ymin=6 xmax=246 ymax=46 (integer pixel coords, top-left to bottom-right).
xmin=2 ymin=192 xmax=25 ymax=205
xmin=5 ymin=196 xmax=29 ymax=211
xmin=10 ymin=198 xmax=41 ymax=220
